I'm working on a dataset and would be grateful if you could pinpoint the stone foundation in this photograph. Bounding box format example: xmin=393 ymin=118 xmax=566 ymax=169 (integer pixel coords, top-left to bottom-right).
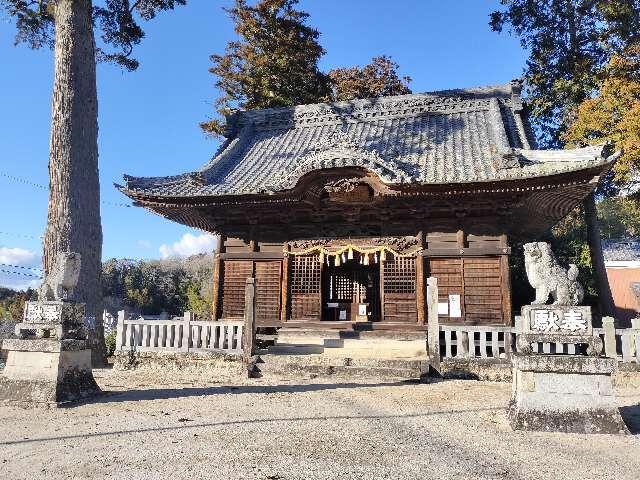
xmin=0 ymin=339 xmax=100 ymax=407
xmin=508 ymin=355 xmax=628 ymax=434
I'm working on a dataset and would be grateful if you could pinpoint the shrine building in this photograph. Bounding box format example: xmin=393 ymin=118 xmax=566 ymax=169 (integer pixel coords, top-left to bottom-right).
xmin=118 ymin=81 xmax=616 ymax=331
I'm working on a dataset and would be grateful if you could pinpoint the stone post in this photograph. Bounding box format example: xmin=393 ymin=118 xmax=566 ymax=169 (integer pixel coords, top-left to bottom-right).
xmin=115 ymin=310 xmax=126 ymax=352
xmin=602 ymin=316 xmax=617 ymax=359
xmin=427 ymin=277 xmax=440 ymax=375
xmin=182 ymin=311 xmax=193 ymax=352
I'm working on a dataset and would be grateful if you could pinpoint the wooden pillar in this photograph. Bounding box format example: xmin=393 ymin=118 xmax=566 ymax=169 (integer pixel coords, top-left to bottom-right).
xmin=456 ymin=229 xmax=466 ymax=249
xmin=281 ymin=243 xmax=289 ymax=323
xmin=416 ymin=232 xmax=426 ymax=325
xmin=211 ymin=235 xmax=226 ymax=321
xmin=243 ymin=277 xmax=256 ymax=360
xmin=499 ymin=234 xmax=512 ymax=326
xmin=211 ymin=254 xmax=222 ymax=321
xmin=427 ymin=276 xmax=440 ymax=374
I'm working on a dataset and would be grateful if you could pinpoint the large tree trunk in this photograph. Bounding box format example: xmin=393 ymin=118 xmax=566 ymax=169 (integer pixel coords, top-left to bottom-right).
xmin=583 ymin=192 xmax=616 ymax=320
xmin=45 ymin=0 xmax=105 ymax=365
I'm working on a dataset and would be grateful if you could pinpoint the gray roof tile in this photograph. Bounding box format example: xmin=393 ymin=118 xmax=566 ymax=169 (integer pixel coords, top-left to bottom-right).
xmin=120 ymin=81 xmax=613 ymax=198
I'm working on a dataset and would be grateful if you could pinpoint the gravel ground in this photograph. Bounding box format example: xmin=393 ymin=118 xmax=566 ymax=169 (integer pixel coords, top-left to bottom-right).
xmin=0 ymin=368 xmax=639 ymax=480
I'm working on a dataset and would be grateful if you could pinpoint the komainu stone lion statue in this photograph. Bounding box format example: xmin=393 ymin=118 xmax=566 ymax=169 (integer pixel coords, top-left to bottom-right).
xmin=39 ymin=252 xmax=81 ymax=301
xmin=523 ymin=242 xmax=584 ymax=306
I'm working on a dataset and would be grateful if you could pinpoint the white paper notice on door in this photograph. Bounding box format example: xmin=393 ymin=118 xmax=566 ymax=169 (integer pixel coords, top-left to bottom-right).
xmin=437 ymin=302 xmax=449 ymax=315
xmin=339 ymin=310 xmax=347 ymax=320
xmin=449 ymin=294 xmax=462 ymax=318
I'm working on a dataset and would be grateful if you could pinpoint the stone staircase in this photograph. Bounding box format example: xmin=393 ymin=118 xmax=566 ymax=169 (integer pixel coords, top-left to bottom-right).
xmin=256 ymin=328 xmax=429 ymax=379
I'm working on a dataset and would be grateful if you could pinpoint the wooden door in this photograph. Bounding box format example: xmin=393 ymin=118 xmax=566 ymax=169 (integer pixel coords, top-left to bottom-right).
xmin=289 ymin=255 xmax=321 ymax=320
xmin=462 ymin=257 xmax=504 ymax=324
xmin=255 ymin=261 xmax=282 ymax=326
xmin=427 ymin=257 xmax=505 ymax=325
xmin=382 ymin=256 xmax=417 ymax=323
xmin=220 ymin=260 xmax=253 ymax=319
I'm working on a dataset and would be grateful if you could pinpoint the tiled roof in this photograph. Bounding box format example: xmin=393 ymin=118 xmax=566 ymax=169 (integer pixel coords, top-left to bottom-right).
xmin=604 ymin=238 xmax=640 ymax=262
xmin=119 ymin=81 xmax=614 ymax=198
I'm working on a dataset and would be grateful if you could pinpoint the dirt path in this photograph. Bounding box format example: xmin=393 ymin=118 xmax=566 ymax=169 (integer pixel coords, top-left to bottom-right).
xmin=0 ymin=369 xmax=639 ymax=480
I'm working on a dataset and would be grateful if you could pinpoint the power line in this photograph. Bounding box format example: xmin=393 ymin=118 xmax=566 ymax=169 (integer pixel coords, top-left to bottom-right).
xmin=0 ymin=171 xmax=134 ymax=208
xmin=0 ymin=268 xmax=42 ymax=279
xmin=0 ymin=231 xmax=42 ymax=240
xmin=0 ymin=263 xmax=42 ymax=272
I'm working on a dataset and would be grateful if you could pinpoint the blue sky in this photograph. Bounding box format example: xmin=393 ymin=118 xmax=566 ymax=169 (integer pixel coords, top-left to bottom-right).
xmin=0 ymin=0 xmax=525 ymax=289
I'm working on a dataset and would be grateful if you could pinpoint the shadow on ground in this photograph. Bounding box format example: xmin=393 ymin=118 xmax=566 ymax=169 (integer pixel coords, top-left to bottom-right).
xmin=89 ymin=380 xmax=420 ymax=403
xmin=620 ymin=404 xmax=640 ymax=434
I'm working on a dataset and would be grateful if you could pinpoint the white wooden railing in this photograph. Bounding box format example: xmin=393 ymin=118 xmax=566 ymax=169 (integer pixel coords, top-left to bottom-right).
xmin=115 ymin=311 xmax=244 ymax=355
xmin=439 ymin=318 xmax=640 ymax=364
xmin=439 ymin=325 xmax=513 ymax=360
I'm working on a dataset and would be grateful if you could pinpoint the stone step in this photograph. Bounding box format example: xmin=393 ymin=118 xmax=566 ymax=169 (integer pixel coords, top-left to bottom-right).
xmin=256 ymin=353 xmax=428 ymax=380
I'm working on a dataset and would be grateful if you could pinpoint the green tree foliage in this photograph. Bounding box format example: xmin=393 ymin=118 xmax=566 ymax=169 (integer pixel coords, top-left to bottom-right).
xmin=490 ymin=0 xmax=640 ymax=147
xmin=2 ymin=0 xmax=187 ymax=71
xmin=328 ymin=56 xmax=412 ymax=102
xmin=0 ymin=287 xmax=36 ymax=321
xmin=201 ymin=0 xmax=332 ymax=135
xmin=102 ymin=254 xmax=213 ymax=318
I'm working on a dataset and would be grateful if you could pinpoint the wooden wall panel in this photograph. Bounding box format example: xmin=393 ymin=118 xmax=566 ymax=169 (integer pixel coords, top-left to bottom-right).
xmin=427 ymin=256 xmax=506 ymax=325
xmin=290 ymin=255 xmax=321 ymax=320
xmin=427 ymin=258 xmax=464 ymax=323
xmin=463 ymin=258 xmax=503 ymax=324
xmin=255 ymin=261 xmax=282 ymax=325
xmin=221 ymin=260 xmax=253 ymax=319
xmin=382 ymin=256 xmax=417 ymax=323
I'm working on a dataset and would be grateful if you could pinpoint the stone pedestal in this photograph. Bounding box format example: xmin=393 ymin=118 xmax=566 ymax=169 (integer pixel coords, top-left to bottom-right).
xmin=0 ymin=338 xmax=99 ymax=406
xmin=508 ymin=354 xmax=628 ymax=434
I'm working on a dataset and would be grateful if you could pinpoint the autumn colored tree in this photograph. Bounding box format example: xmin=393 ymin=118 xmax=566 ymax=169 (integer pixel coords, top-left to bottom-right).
xmin=2 ymin=0 xmax=188 ymax=364
xmin=201 ymin=0 xmax=332 ymax=135
xmin=564 ymin=44 xmax=640 ymax=187
xmin=329 ymin=56 xmax=411 ymax=102
xmin=491 ymin=0 xmax=640 ymax=317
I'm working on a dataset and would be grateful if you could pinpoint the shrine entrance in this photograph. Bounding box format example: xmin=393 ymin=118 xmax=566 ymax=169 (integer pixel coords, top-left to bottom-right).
xmin=322 ymin=257 xmax=381 ymax=322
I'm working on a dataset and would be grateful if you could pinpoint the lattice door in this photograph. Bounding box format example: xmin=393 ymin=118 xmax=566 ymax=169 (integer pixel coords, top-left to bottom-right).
xmin=255 ymin=261 xmax=282 ymax=325
xmin=221 ymin=260 xmax=253 ymax=319
xmin=289 ymin=255 xmax=321 ymax=320
xmin=382 ymin=256 xmax=417 ymax=323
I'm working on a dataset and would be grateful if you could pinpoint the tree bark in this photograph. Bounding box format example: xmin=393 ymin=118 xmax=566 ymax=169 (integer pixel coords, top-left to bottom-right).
xmin=45 ymin=0 xmax=105 ymax=365
xmin=583 ymin=192 xmax=616 ymax=319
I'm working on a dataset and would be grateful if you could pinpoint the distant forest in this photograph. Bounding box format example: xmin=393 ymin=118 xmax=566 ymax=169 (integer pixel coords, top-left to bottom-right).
xmin=0 ymin=254 xmax=214 ymax=321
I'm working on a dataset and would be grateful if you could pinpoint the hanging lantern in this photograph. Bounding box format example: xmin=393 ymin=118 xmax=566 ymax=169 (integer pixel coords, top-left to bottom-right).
xmin=347 ymin=248 xmax=354 ymax=260
xmin=374 ymin=252 xmax=378 ymax=264
xmin=319 ymin=252 xmax=325 ymax=264
xmin=335 ymin=256 xmax=341 ymax=267
xmin=341 ymin=252 xmax=347 ymax=263
xmin=380 ymin=249 xmax=387 ymax=262
xmin=364 ymin=254 xmax=369 ymax=265
xmin=359 ymin=255 xmax=364 ymax=264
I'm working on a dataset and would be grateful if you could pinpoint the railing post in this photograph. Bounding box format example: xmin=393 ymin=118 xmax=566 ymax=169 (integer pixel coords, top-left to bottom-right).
xmin=182 ymin=311 xmax=193 ymax=352
xmin=632 ymin=318 xmax=640 ymax=361
xmin=458 ymin=330 xmax=469 ymax=358
xmin=116 ymin=310 xmax=126 ymax=351
xmin=602 ymin=316 xmax=617 ymax=359
xmin=243 ymin=277 xmax=257 ymax=361
xmin=427 ymin=276 xmax=440 ymax=375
